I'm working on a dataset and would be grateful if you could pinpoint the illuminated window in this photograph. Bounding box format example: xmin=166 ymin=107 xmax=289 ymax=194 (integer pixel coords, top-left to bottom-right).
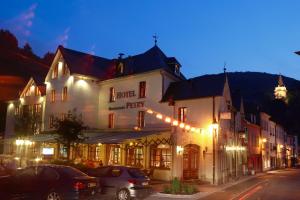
xmin=109 ymin=87 xmax=116 ymax=102
xmin=139 ymin=81 xmax=146 ymax=98
xmin=51 ymin=90 xmax=56 ymax=102
xmin=14 ymin=106 xmax=20 ymax=116
xmin=52 ymin=65 xmax=58 ymax=79
xmin=49 ymin=115 xmax=54 ymax=128
xmin=62 ymin=87 xmax=68 ymax=101
xmin=178 ymin=107 xmax=187 ymax=122
xmin=126 ymin=146 xmax=144 ymax=167
xmin=109 ymin=145 xmax=121 ymax=164
xmin=34 ymin=87 xmax=40 ymax=96
xmin=108 ymin=113 xmax=115 ymax=128
xmin=62 ymin=63 xmax=68 ymax=76
xmin=150 ymin=145 xmax=172 ymax=169
xmin=138 ymin=111 xmax=145 ymax=128
xmin=117 ymin=63 xmax=124 ymax=74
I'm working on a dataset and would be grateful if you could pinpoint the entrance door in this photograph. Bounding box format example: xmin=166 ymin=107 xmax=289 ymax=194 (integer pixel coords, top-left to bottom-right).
xmin=183 ymin=144 xmax=199 ymax=180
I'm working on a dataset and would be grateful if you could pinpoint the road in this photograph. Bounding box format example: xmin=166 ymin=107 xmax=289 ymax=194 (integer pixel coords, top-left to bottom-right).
xmin=202 ymin=168 xmax=300 ymax=200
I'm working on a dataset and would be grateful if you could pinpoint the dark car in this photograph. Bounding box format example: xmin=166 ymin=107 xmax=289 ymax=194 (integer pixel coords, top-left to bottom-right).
xmin=0 ymin=164 xmax=99 ymax=200
xmin=85 ymin=166 xmax=152 ymax=200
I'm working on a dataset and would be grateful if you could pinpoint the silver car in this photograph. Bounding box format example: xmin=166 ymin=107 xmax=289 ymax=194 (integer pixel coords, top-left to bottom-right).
xmin=85 ymin=166 xmax=152 ymax=200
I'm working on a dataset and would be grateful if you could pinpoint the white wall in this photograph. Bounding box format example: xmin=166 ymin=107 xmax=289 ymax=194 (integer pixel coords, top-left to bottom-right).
xmin=98 ymin=70 xmax=174 ymax=130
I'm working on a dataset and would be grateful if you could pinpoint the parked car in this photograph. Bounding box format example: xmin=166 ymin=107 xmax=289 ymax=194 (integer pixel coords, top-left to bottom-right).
xmin=85 ymin=166 xmax=153 ymax=200
xmin=0 ymin=164 xmax=99 ymax=200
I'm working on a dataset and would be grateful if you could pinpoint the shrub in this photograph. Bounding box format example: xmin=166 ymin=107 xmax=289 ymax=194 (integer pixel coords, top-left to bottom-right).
xmin=171 ymin=177 xmax=181 ymax=194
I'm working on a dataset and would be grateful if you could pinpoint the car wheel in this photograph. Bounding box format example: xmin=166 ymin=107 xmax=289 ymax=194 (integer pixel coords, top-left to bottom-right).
xmin=46 ymin=191 xmax=62 ymax=200
xmin=117 ymin=189 xmax=130 ymax=200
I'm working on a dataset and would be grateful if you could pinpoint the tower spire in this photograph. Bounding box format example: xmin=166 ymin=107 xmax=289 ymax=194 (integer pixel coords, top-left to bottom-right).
xmin=278 ymin=74 xmax=284 ymax=87
xmin=153 ymin=34 xmax=158 ymax=46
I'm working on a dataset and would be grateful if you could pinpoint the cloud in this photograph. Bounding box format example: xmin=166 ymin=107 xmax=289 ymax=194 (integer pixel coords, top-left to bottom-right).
xmin=1 ymin=3 xmax=37 ymax=40
xmin=57 ymin=27 xmax=70 ymax=47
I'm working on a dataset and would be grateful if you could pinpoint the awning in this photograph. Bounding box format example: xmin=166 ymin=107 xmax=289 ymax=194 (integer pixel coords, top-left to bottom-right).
xmin=84 ymin=130 xmax=170 ymax=144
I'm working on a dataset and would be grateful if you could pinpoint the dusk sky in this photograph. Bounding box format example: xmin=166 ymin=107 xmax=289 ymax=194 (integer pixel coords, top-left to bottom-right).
xmin=1 ymin=0 xmax=300 ymax=79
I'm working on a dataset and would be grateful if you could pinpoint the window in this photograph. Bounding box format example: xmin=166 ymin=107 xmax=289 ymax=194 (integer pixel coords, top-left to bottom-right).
xmin=51 ymin=90 xmax=56 ymax=103
xmin=139 ymin=81 xmax=146 ymax=98
xmin=109 ymin=145 xmax=121 ymax=165
xmin=150 ymin=145 xmax=172 ymax=169
xmin=15 ymin=106 xmax=20 ymax=116
xmin=117 ymin=63 xmax=124 ymax=74
xmin=62 ymin=62 xmax=68 ymax=76
xmin=138 ymin=111 xmax=145 ymax=128
xmin=49 ymin=115 xmax=54 ymax=128
xmin=62 ymin=87 xmax=67 ymax=101
xmin=126 ymin=146 xmax=144 ymax=167
xmin=52 ymin=65 xmax=58 ymax=79
xmin=178 ymin=107 xmax=187 ymax=122
xmin=34 ymin=87 xmax=40 ymax=96
xmin=108 ymin=113 xmax=115 ymax=128
xmin=174 ymin=64 xmax=180 ymax=75
xmin=109 ymin=87 xmax=116 ymax=102
xmin=60 ymin=113 xmax=67 ymax=121
xmin=34 ymin=104 xmax=41 ymax=114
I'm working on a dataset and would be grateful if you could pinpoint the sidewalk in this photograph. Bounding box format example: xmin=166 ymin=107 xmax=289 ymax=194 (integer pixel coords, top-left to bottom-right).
xmin=145 ymin=173 xmax=265 ymax=200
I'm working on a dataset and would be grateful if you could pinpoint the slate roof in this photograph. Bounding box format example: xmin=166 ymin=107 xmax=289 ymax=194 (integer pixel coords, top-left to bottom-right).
xmin=58 ymin=45 xmax=185 ymax=80
xmin=161 ymin=74 xmax=226 ymax=102
xmin=58 ymin=45 xmax=112 ymax=79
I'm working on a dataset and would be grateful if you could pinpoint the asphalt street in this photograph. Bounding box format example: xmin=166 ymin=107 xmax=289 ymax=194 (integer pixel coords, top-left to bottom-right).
xmin=202 ymin=168 xmax=300 ymax=200
xmin=94 ymin=168 xmax=300 ymax=200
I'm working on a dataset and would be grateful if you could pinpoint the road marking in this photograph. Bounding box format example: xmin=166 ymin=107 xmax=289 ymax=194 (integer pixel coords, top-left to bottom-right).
xmin=230 ymin=180 xmax=268 ymax=200
xmin=238 ymin=185 xmax=263 ymax=200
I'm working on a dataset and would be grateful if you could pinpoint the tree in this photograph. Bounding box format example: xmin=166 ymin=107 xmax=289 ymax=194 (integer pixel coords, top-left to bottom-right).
xmin=14 ymin=106 xmax=42 ymax=136
xmin=0 ymin=29 xmax=18 ymax=50
xmin=21 ymin=42 xmax=37 ymax=59
xmin=53 ymin=109 xmax=87 ymax=160
xmin=42 ymin=52 xmax=55 ymax=65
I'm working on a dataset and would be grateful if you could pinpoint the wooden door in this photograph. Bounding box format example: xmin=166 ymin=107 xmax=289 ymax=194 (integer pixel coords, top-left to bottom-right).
xmin=183 ymin=144 xmax=199 ymax=180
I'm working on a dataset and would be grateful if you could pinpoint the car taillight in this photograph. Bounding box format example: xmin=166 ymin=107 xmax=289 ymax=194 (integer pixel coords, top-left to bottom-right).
xmin=128 ymin=179 xmax=137 ymax=184
xmin=74 ymin=182 xmax=85 ymax=190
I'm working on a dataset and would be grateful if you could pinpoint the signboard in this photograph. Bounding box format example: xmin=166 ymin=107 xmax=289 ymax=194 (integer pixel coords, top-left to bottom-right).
xmin=42 ymin=147 xmax=54 ymax=155
xmin=109 ymin=89 xmax=145 ymax=110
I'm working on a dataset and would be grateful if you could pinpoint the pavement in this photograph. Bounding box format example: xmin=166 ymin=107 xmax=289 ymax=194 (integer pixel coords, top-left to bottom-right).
xmin=94 ymin=168 xmax=300 ymax=200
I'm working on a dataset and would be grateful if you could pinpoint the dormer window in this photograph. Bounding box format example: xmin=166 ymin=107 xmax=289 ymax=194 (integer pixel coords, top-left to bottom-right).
xmin=174 ymin=64 xmax=180 ymax=75
xmin=117 ymin=62 xmax=124 ymax=75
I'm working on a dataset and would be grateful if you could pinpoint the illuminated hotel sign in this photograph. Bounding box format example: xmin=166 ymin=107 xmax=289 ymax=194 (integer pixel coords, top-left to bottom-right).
xmin=109 ymin=90 xmax=144 ymax=110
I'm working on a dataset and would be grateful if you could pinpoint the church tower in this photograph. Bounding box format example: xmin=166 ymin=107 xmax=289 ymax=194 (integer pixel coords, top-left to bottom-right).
xmin=274 ymin=75 xmax=287 ymax=100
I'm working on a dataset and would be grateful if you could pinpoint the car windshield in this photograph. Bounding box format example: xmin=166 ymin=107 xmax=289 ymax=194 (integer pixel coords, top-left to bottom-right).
xmin=127 ymin=168 xmax=146 ymax=178
xmin=57 ymin=166 xmax=88 ymax=178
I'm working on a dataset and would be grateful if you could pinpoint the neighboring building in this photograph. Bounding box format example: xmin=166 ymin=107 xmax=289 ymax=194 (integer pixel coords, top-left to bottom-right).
xmin=4 ymin=76 xmax=46 ymax=167
xmin=161 ymin=74 xmax=247 ymax=184
xmin=260 ymin=112 xmax=270 ymax=171
xmin=275 ymin=124 xmax=287 ymax=168
xmin=242 ymin=102 xmax=262 ymax=173
xmin=269 ymin=120 xmax=277 ymax=169
xmin=286 ymin=134 xmax=298 ymax=167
